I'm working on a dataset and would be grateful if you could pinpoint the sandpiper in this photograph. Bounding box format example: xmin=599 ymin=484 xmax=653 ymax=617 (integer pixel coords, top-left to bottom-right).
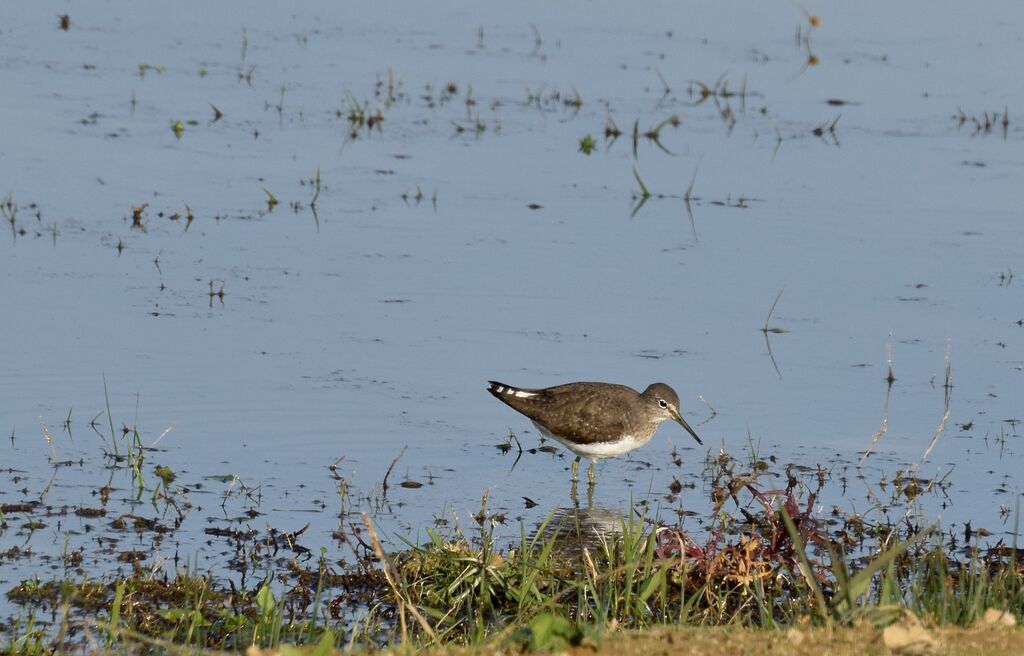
xmin=487 ymin=380 xmax=703 ymax=484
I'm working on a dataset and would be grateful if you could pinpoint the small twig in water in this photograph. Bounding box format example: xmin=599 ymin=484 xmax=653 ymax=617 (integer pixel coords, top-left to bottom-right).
xmin=760 ymin=289 xmax=787 ymax=378
xmin=860 ymin=335 xmax=894 ymax=466
xmin=683 ymin=157 xmax=702 ymax=241
xmin=918 ymin=340 xmax=952 ymax=465
xmin=885 ymin=332 xmax=896 ymax=384
xmin=382 ymin=445 xmax=408 ymax=498
xmin=40 ymin=418 xmax=58 ymax=462
xmin=653 ymin=66 xmax=671 ymax=95
xmin=150 ymin=423 xmax=176 ymax=448
xmin=507 ymin=428 xmax=524 ymax=471
xmin=633 ymin=166 xmax=651 ymax=200
xmin=761 ymin=288 xmax=787 ymax=334
xmin=697 ymin=395 xmax=718 ymax=425
xmin=684 ymin=157 xmax=702 ymax=203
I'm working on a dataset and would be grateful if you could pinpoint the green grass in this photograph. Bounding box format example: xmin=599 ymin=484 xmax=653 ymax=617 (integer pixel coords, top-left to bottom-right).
xmin=3 ymin=387 xmax=1022 ymax=653
xmin=3 ymin=499 xmax=1023 ymax=653
xmin=7 ymin=506 xmax=1020 ymax=653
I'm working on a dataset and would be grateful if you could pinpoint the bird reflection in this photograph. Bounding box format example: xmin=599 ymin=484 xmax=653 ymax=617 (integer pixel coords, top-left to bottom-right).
xmin=530 ymin=506 xmax=630 ymax=557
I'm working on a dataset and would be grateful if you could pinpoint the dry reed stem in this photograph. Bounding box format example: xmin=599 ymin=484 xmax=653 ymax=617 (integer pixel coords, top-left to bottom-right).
xmin=381 ymin=446 xmax=407 ymax=497
xmin=860 ymin=334 xmax=894 ymax=465
xmin=360 ymin=512 xmax=436 ymax=642
xmin=41 ymin=417 xmax=58 ymax=461
xmin=917 ymin=339 xmax=952 ymax=468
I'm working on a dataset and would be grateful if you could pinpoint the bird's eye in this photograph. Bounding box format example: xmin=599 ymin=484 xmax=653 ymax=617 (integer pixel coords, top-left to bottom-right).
xmin=658 ymin=399 xmax=668 ymax=408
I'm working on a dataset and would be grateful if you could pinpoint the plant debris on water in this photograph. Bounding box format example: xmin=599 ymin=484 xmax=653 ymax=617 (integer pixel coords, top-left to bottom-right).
xmin=1 ymin=389 xmax=1022 ymax=652
xmin=3 ymin=3 xmax=1024 ymax=654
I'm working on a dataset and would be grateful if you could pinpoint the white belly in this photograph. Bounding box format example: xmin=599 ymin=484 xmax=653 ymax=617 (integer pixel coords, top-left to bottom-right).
xmin=532 ymin=421 xmax=651 ymax=461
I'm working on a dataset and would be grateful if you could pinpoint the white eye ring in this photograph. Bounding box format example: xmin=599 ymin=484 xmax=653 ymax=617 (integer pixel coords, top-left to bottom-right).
xmin=658 ymin=399 xmax=668 ymax=408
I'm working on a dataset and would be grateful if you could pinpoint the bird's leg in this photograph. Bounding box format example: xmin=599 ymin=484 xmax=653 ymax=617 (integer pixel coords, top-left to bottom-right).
xmin=571 ymin=456 xmax=581 ymax=482
xmin=587 ymin=460 xmax=596 ymax=486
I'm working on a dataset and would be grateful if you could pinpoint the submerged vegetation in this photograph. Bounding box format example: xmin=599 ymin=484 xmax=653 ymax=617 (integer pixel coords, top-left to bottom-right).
xmin=3 ymin=492 xmax=1023 ymax=652
xmin=4 ymin=4 xmax=1024 ymax=656
xmin=2 ymin=389 xmax=1021 ymax=653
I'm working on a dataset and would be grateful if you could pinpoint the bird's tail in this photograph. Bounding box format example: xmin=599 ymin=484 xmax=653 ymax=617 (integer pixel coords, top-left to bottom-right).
xmin=487 ymin=381 xmax=510 ymax=398
xmin=487 ymin=381 xmax=540 ymax=400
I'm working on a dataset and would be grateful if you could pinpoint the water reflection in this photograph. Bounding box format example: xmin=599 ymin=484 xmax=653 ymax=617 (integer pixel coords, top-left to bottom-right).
xmin=532 ymin=506 xmax=631 ymax=557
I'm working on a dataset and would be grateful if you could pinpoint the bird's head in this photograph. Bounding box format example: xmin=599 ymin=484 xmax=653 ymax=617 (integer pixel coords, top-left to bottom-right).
xmin=644 ymin=382 xmax=703 ymax=445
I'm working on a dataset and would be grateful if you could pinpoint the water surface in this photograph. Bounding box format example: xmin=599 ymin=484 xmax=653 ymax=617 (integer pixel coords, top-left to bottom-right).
xmin=2 ymin=0 xmax=1022 ymax=616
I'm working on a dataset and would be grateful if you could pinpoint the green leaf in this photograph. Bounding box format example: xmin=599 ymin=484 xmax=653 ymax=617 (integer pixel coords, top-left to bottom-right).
xmin=639 ymin=566 xmax=666 ymax=603
xmin=779 ymin=507 xmax=830 ymax=626
xmin=154 ymin=465 xmax=176 ymax=484
xmin=526 ymin=613 xmax=581 ymax=651
xmin=108 ymin=579 xmax=125 ymax=645
xmin=836 ymin=525 xmax=934 ymax=616
xmin=256 ymin=582 xmax=276 ymax=617
xmin=312 ymin=628 xmax=335 ymax=656
xmin=633 ymin=166 xmax=651 ymax=198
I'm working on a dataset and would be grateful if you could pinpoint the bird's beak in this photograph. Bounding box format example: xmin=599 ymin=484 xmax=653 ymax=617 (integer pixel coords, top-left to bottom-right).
xmin=672 ymin=410 xmax=703 ymax=445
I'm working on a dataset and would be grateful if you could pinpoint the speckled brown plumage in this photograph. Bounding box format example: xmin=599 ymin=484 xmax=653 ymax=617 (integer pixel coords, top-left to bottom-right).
xmin=487 ymin=380 xmax=702 ymax=457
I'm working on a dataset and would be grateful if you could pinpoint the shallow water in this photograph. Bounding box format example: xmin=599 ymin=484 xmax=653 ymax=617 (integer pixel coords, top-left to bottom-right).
xmin=2 ymin=1 xmax=1022 ymax=618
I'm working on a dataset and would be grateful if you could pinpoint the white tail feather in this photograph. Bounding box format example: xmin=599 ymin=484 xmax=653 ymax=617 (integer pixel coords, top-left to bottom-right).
xmin=488 ymin=382 xmax=536 ymax=399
